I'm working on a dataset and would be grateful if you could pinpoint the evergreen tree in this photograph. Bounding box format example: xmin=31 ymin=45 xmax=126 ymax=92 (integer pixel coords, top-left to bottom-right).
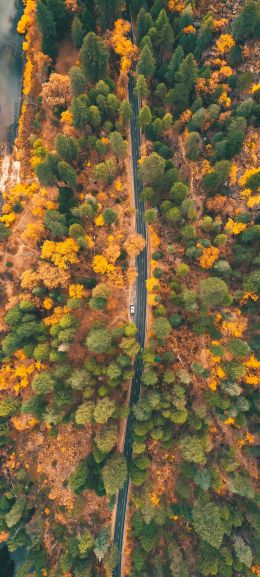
xmin=137 ymin=45 xmax=156 ymax=79
xmin=80 ymin=32 xmax=109 ymax=84
xmin=95 ymin=0 xmax=123 ymax=31
xmin=69 ymin=66 xmax=86 ymax=96
xmin=137 ymin=8 xmax=153 ymax=44
xmin=71 ymin=16 xmax=85 ymax=49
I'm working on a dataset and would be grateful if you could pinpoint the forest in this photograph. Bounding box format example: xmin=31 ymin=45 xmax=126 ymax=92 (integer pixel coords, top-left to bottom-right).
xmin=0 ymin=1 xmax=259 ymax=577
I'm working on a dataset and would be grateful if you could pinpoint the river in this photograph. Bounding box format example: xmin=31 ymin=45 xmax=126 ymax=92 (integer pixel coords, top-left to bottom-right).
xmin=0 ymin=2 xmax=23 ymax=574
xmin=0 ymin=0 xmax=23 ymax=196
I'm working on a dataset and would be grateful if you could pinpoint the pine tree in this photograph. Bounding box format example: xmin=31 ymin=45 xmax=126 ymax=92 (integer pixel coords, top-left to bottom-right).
xmin=137 ymin=45 xmax=156 ymax=79
xmin=80 ymin=32 xmax=109 ymax=84
xmin=71 ymin=16 xmax=85 ymax=49
xmin=95 ymin=0 xmax=123 ymax=31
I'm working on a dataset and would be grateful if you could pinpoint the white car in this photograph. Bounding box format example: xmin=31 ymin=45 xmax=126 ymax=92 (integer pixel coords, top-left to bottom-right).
xmin=130 ymin=304 xmax=135 ymax=315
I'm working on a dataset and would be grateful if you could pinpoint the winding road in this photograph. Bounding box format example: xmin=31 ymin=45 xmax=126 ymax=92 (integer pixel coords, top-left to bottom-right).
xmin=113 ymin=16 xmax=148 ymax=577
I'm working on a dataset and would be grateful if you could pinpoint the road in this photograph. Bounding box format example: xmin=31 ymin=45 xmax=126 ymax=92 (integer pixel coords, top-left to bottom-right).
xmin=112 ymin=19 xmax=148 ymax=577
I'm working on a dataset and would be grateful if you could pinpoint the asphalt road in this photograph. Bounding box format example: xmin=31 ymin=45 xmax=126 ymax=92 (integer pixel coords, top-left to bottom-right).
xmin=112 ymin=21 xmax=148 ymax=577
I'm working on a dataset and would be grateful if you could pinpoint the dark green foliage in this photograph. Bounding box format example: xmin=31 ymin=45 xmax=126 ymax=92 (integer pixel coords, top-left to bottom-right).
xmin=80 ymin=32 xmax=109 ymax=84
xmin=95 ymin=0 xmax=123 ymax=31
xmin=232 ymin=0 xmax=260 ymax=42
xmin=44 ymin=209 xmax=68 ymax=238
xmin=137 ymin=45 xmax=156 ymax=78
xmin=71 ymin=16 xmax=84 ymax=49
xmin=192 ymin=501 xmax=225 ymax=549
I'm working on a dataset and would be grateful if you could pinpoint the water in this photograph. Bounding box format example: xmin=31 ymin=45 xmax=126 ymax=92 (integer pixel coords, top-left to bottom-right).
xmin=0 ymin=0 xmax=23 ymax=146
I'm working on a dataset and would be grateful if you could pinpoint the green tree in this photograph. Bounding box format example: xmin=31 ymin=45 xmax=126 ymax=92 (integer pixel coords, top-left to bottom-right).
xmin=138 ymin=104 xmax=152 ymax=128
xmin=176 ymin=53 xmax=198 ymax=92
xmin=89 ymin=105 xmax=101 ymax=127
xmin=233 ymin=536 xmax=252 ymax=568
xmin=94 ymin=528 xmax=110 ymax=562
xmin=36 ymin=0 xmax=57 ymax=58
xmin=136 ymin=75 xmax=150 ymax=100
xmin=137 ymin=45 xmax=156 ymax=79
xmin=170 ymin=182 xmax=189 ymax=205
xmin=167 ymin=45 xmax=184 ymax=85
xmin=86 ymin=327 xmax=113 ymax=353
xmin=232 ymin=0 xmax=260 ymax=41
xmin=152 ymin=317 xmax=171 ymax=342
xmin=137 ymin=8 xmax=153 ymax=43
xmin=6 ymin=498 xmax=26 ymax=529
xmin=55 ymin=134 xmax=79 ymax=164
xmin=75 ymin=402 xmax=94 ymax=425
xmin=95 ymin=0 xmax=123 ymax=30
xmin=69 ymin=66 xmax=86 ymax=96
xmin=68 ymin=459 xmax=89 ymax=494
xmin=192 ymin=501 xmax=225 ymax=549
xmin=32 ymin=372 xmax=55 ymax=395
xmin=44 ymin=209 xmax=68 ymax=238
xmin=110 ymin=132 xmax=127 ymax=160
xmin=71 ymin=94 xmax=90 ymax=128
xmin=185 ymin=131 xmax=201 ymax=160
xmin=58 ymin=161 xmax=77 ymax=187
xmin=35 ymin=153 xmax=59 ymax=186
xmin=78 ymin=530 xmax=94 ymax=556
xmin=71 ymin=16 xmax=84 ymax=49
xmin=144 ymin=208 xmax=157 ymax=224
xmin=0 ymin=399 xmax=20 ymax=418
xmin=93 ymin=398 xmax=116 ymax=424
xmin=102 ymin=454 xmax=127 ymax=496
xmin=199 ymin=277 xmax=231 ymax=309
xmin=179 ymin=435 xmax=207 ymax=464
xmin=103 ymin=208 xmax=117 ymax=226
xmin=80 ymin=32 xmax=109 ymax=84
xmin=139 ymin=152 xmax=165 ymax=185
xmin=95 ymin=425 xmax=117 ymax=453
xmin=119 ymin=99 xmax=132 ymax=125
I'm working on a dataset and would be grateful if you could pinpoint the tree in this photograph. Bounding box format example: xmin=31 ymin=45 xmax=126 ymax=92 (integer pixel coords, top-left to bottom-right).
xmin=136 ymin=75 xmax=150 ymax=100
xmin=80 ymin=32 xmax=109 ymax=84
xmin=179 ymin=435 xmax=207 ymax=464
xmin=119 ymin=99 xmax=132 ymax=125
xmin=78 ymin=530 xmax=94 ymax=556
xmin=137 ymin=8 xmax=153 ymax=43
xmin=170 ymin=182 xmax=188 ymax=205
xmin=71 ymin=94 xmax=90 ymax=129
xmin=232 ymin=0 xmax=260 ymax=42
xmin=102 ymin=454 xmax=127 ymax=495
xmin=41 ymin=73 xmax=71 ymax=113
xmin=138 ymin=104 xmax=152 ymax=128
xmin=93 ymin=398 xmax=116 ymax=424
xmin=69 ymin=66 xmax=86 ymax=96
xmin=176 ymin=53 xmax=198 ymax=92
xmin=55 ymin=134 xmax=79 ymax=164
xmin=152 ymin=317 xmax=171 ymax=342
xmin=233 ymin=536 xmax=252 ymax=568
xmin=36 ymin=0 xmax=57 ymax=58
xmin=110 ymin=132 xmax=127 ymax=160
xmin=44 ymin=209 xmax=68 ymax=238
xmin=185 ymin=132 xmax=201 ymax=161
xmin=6 ymin=498 xmax=26 ymax=529
xmin=103 ymin=208 xmax=117 ymax=226
xmin=71 ymin=16 xmax=84 ymax=49
xmin=69 ymin=459 xmax=89 ymax=494
xmin=32 ymin=372 xmax=55 ymax=395
xmin=168 ymin=542 xmax=189 ymax=577
xmin=95 ymin=425 xmax=117 ymax=453
xmin=86 ymin=328 xmax=113 ymax=354
xmin=95 ymin=0 xmax=123 ymax=30
xmin=35 ymin=153 xmax=59 ymax=186
xmin=58 ymin=161 xmax=77 ymax=187
xmin=75 ymin=402 xmax=94 ymax=425
xmin=144 ymin=208 xmax=157 ymax=224
xmin=0 ymin=399 xmax=20 ymax=418
xmin=167 ymin=46 xmax=184 ymax=85
xmin=199 ymin=277 xmax=230 ymax=308
xmin=137 ymin=45 xmax=156 ymax=79
xmin=192 ymin=501 xmax=225 ymax=549
xmin=139 ymin=152 xmax=165 ymax=185
xmin=94 ymin=528 xmax=110 ymax=562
